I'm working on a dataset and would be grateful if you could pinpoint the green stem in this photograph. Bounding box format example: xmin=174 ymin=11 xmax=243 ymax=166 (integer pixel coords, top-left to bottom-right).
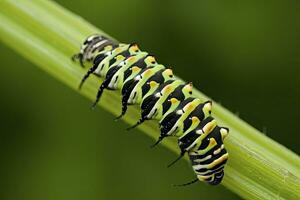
xmin=0 ymin=0 xmax=299 ymax=199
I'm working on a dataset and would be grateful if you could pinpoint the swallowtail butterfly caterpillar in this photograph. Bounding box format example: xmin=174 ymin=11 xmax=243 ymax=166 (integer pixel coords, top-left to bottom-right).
xmin=72 ymin=34 xmax=229 ymax=186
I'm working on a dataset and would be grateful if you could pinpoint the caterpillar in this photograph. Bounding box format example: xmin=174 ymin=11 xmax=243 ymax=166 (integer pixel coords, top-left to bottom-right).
xmin=72 ymin=34 xmax=229 ymax=186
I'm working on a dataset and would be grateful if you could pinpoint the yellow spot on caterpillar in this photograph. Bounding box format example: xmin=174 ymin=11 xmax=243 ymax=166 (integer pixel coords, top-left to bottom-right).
xmin=115 ymin=47 xmax=122 ymax=53
xmin=220 ymin=128 xmax=229 ymax=140
xmin=115 ymin=55 xmax=125 ymax=61
xmin=182 ymin=82 xmax=193 ymax=95
xmin=204 ymin=101 xmax=212 ymax=113
xmin=213 ymin=147 xmax=222 ymax=155
xmin=104 ymin=45 xmax=113 ymax=51
xmin=186 ymin=103 xmax=195 ymax=112
xmin=145 ymin=69 xmax=153 ymax=76
xmin=202 ymin=120 xmax=217 ymax=134
xmin=191 ymin=116 xmax=199 ymax=124
xmin=128 ymin=56 xmax=136 ymax=62
xmin=164 ymin=85 xmax=173 ymax=93
xmin=170 ymin=98 xmax=179 ymax=104
xmin=149 ymin=81 xmax=158 ymax=88
xmin=131 ymin=66 xmax=140 ymax=73
xmin=209 ymin=138 xmax=217 ymax=147
xmin=208 ymin=153 xmax=228 ymax=169
xmin=147 ymin=56 xmax=156 ymax=63
xmin=165 ymin=68 xmax=173 ymax=76
xmin=129 ymin=44 xmax=140 ymax=53
xmin=187 ymin=82 xmax=193 ymax=91
xmin=197 ymin=175 xmax=213 ymax=182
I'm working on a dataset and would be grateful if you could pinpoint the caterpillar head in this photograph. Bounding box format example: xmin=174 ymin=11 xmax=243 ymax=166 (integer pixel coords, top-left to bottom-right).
xmin=74 ymin=34 xmax=105 ymax=64
xmin=83 ymin=34 xmax=102 ymax=45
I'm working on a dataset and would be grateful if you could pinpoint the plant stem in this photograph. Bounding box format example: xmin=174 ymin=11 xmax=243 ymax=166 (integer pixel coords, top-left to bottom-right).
xmin=0 ymin=0 xmax=299 ymax=199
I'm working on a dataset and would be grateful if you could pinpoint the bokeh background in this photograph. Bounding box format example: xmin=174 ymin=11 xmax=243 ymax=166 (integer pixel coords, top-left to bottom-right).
xmin=0 ymin=0 xmax=299 ymax=200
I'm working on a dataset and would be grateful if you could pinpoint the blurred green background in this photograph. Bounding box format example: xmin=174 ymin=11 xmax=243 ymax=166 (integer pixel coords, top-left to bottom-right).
xmin=0 ymin=0 xmax=299 ymax=200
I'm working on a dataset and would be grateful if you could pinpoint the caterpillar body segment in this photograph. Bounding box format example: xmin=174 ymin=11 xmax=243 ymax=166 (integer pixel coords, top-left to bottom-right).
xmin=122 ymin=65 xmax=165 ymax=105
xmin=92 ymin=51 xmax=149 ymax=107
xmin=178 ymin=117 xmax=217 ymax=153
xmin=159 ymin=99 xmax=212 ymax=139
xmin=121 ymin=55 xmax=159 ymax=87
xmin=72 ymin=34 xmax=229 ymax=186
xmin=142 ymin=80 xmax=183 ymax=119
xmin=127 ymin=79 xmax=183 ymax=130
xmin=160 ymin=82 xmax=193 ymax=120
xmin=182 ymin=100 xmax=213 ymax=133
xmin=118 ymin=65 xmax=168 ymax=118
xmin=139 ymin=68 xmax=174 ymax=100
xmin=95 ymin=44 xmax=131 ymax=76
xmin=78 ymin=43 xmax=129 ymax=89
xmin=106 ymin=52 xmax=149 ymax=90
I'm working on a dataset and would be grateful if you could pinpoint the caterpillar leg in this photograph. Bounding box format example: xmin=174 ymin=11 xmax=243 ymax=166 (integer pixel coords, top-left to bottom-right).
xmin=71 ymin=53 xmax=85 ymax=67
xmin=91 ymin=79 xmax=110 ymax=109
xmin=79 ymin=54 xmax=107 ymax=89
xmin=126 ymin=117 xmax=145 ymax=131
xmin=150 ymin=135 xmax=166 ymax=148
xmin=92 ymin=80 xmax=109 ymax=109
xmin=71 ymin=53 xmax=79 ymax=61
xmin=173 ymin=178 xmax=198 ymax=187
xmin=167 ymin=151 xmax=185 ymax=168
xmin=115 ymin=98 xmax=128 ymax=120
xmin=115 ymin=87 xmax=133 ymax=120
xmin=79 ymin=63 xmax=99 ymax=89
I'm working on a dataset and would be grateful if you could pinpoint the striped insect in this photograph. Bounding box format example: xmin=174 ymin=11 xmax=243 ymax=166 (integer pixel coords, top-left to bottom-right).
xmin=118 ymin=66 xmax=174 ymax=119
xmin=72 ymin=34 xmax=229 ymax=186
